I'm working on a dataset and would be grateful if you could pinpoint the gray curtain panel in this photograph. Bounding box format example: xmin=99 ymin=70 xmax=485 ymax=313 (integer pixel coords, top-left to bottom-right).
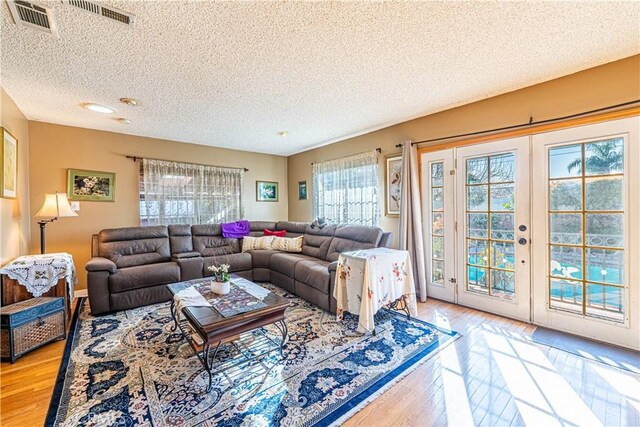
xmin=398 ymin=141 xmax=428 ymax=301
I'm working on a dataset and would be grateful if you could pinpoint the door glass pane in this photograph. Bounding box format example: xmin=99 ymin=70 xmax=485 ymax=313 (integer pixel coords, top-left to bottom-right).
xmin=549 ymin=279 xmax=583 ymax=314
xmin=429 ymin=161 xmax=445 ymax=287
xmin=549 ymin=144 xmax=582 ymax=178
xmin=467 ymin=186 xmax=488 ymax=211
xmin=465 ymin=153 xmax=517 ymax=299
xmin=585 ymin=176 xmax=623 ymax=211
xmin=586 ymin=214 xmax=623 ymax=248
xmin=586 ymin=283 xmax=624 ymax=322
xmin=550 ymin=213 xmax=582 ymax=245
xmin=549 ymin=179 xmax=582 ymax=211
xmin=547 ymin=137 xmax=626 ymax=323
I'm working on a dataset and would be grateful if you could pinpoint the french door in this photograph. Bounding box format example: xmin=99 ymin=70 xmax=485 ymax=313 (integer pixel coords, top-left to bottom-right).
xmin=531 ymin=117 xmax=639 ymax=349
xmin=421 ymin=137 xmax=531 ymax=320
xmin=421 ymin=117 xmax=639 ymax=349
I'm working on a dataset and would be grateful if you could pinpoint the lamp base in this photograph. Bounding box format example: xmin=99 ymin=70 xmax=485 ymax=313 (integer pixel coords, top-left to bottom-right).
xmin=37 ymin=218 xmax=57 ymax=254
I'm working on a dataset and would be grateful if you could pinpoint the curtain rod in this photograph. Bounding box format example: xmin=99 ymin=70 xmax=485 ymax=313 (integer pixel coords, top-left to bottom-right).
xmin=126 ymin=155 xmax=249 ymax=172
xmin=394 ymin=99 xmax=640 ymax=148
xmin=311 ymin=147 xmax=381 ymax=165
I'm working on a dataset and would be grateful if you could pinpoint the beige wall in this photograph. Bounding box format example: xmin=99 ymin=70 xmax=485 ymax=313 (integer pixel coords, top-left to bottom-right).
xmin=287 ymin=54 xmax=640 ymax=243
xmin=0 ymin=88 xmax=31 ymax=265
xmin=28 ymin=122 xmax=288 ymax=289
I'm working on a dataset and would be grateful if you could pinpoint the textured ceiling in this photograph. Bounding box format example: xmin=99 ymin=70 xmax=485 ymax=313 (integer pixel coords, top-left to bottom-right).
xmin=1 ymin=1 xmax=639 ymax=156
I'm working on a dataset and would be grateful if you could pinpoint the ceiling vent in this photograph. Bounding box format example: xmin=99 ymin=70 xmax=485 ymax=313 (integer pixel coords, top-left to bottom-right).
xmin=6 ymin=1 xmax=57 ymax=35
xmin=65 ymin=0 xmax=135 ymax=26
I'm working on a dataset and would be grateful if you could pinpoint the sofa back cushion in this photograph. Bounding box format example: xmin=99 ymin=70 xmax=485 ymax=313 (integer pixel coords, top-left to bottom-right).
xmin=301 ymin=224 xmax=336 ymax=259
xmin=98 ymin=226 xmax=171 ymax=268
xmin=191 ymin=224 xmax=240 ymax=256
xmin=325 ymin=225 xmax=383 ymax=262
xmin=247 ymin=221 xmax=277 ymax=237
xmin=275 ymin=221 xmax=308 ymax=237
xmin=168 ymin=224 xmax=193 ymax=254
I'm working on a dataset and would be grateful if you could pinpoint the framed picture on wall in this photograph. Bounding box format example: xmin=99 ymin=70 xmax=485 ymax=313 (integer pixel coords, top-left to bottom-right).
xmin=256 ymin=180 xmax=278 ymax=202
xmin=385 ymin=154 xmax=402 ymax=216
xmin=1 ymin=127 xmax=18 ymax=199
xmin=298 ymin=181 xmax=308 ymax=200
xmin=67 ymin=169 xmax=116 ymax=202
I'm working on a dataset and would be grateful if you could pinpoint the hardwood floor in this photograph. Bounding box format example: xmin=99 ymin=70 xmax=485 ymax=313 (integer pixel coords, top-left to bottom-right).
xmin=1 ymin=298 xmax=638 ymax=426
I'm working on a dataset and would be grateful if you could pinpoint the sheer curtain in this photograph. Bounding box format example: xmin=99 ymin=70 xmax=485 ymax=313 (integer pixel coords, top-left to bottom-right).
xmin=312 ymin=150 xmax=379 ymax=226
xmin=140 ymin=159 xmax=244 ymax=225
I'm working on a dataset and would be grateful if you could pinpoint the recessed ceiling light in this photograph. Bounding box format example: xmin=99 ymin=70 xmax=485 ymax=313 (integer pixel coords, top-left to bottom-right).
xmin=119 ymin=97 xmax=142 ymax=106
xmin=82 ymin=103 xmax=115 ymax=114
xmin=114 ymin=117 xmax=131 ymax=124
xmin=277 ymin=131 xmax=289 ymax=137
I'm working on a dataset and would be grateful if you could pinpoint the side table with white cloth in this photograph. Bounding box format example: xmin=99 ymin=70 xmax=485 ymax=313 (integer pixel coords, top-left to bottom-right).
xmin=333 ymin=247 xmax=418 ymax=334
xmin=0 ymin=252 xmax=77 ymax=321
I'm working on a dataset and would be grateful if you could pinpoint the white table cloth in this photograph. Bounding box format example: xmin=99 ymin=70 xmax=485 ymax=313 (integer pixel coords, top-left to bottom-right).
xmin=0 ymin=252 xmax=77 ymax=304
xmin=334 ymin=247 xmax=418 ymax=333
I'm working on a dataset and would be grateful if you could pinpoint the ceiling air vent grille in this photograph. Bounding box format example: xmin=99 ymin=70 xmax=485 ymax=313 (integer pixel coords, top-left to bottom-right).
xmin=6 ymin=1 xmax=56 ymax=35
xmin=65 ymin=0 xmax=135 ymax=26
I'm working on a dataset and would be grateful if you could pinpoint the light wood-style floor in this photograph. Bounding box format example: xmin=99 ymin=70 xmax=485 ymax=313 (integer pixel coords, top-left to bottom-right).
xmin=1 ymin=298 xmax=638 ymax=426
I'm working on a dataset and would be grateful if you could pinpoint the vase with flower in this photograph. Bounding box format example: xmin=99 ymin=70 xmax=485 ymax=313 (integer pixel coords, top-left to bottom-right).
xmin=207 ymin=263 xmax=231 ymax=295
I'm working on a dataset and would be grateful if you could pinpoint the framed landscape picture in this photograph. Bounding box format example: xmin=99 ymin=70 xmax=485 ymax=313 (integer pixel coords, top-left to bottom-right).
xmin=67 ymin=169 xmax=115 ymax=202
xmin=1 ymin=127 xmax=18 ymax=199
xmin=298 ymin=180 xmax=308 ymax=200
xmin=385 ymin=154 xmax=402 ymax=216
xmin=256 ymin=180 xmax=278 ymax=202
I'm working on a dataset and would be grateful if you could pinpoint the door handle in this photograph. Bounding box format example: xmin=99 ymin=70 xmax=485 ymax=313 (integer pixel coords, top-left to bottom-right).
xmin=518 ymin=237 xmax=528 ymax=245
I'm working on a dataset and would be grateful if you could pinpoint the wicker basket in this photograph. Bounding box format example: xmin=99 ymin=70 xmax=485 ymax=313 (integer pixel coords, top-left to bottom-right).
xmin=0 ymin=297 xmax=66 ymax=363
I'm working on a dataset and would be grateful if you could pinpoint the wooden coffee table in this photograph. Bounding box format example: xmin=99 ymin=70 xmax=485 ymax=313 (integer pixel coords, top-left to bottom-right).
xmin=167 ymin=276 xmax=290 ymax=392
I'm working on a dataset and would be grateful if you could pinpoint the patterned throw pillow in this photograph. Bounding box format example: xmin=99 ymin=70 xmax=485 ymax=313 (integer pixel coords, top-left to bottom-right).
xmin=272 ymin=236 xmax=303 ymax=253
xmin=241 ymin=236 xmax=275 ymax=252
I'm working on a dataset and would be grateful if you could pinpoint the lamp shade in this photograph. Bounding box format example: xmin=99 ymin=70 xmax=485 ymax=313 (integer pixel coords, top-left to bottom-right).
xmin=35 ymin=193 xmax=78 ymax=218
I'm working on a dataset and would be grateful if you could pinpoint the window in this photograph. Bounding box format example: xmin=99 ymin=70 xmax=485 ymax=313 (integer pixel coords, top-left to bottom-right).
xmin=139 ymin=159 xmax=244 ymax=225
xmin=430 ymin=162 xmax=445 ymax=285
xmin=312 ymin=150 xmax=379 ymax=226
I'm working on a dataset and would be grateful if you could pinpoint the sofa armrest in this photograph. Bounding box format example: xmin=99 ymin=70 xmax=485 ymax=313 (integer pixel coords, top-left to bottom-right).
xmin=327 ymin=261 xmax=338 ymax=272
xmin=85 ymin=257 xmax=117 ymax=274
xmin=172 ymin=251 xmax=201 ymax=260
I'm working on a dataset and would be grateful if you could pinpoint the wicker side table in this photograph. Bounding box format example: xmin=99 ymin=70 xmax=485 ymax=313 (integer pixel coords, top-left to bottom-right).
xmin=0 ymin=297 xmax=66 ymax=363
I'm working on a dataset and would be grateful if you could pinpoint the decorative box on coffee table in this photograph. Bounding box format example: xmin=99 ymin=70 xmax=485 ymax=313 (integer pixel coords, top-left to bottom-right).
xmin=0 ymin=297 xmax=66 ymax=363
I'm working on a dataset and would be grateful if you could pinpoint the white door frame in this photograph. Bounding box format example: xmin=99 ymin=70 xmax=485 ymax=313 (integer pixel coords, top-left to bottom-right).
xmin=421 ymin=149 xmax=456 ymax=303
xmin=455 ymin=137 xmax=531 ymax=322
xmin=531 ymin=116 xmax=640 ymax=349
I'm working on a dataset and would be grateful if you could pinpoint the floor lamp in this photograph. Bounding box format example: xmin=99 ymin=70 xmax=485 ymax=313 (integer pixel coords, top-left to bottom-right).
xmin=35 ymin=192 xmax=78 ymax=254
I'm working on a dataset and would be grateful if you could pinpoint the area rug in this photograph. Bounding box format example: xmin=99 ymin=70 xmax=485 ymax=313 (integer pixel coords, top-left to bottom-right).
xmin=46 ymin=284 xmax=459 ymax=426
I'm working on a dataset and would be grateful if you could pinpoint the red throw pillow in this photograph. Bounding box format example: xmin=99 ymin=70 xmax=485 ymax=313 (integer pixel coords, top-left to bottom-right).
xmin=264 ymin=228 xmax=286 ymax=237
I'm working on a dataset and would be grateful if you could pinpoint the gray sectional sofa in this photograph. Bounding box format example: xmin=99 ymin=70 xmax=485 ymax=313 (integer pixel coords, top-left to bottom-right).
xmin=86 ymin=221 xmax=391 ymax=315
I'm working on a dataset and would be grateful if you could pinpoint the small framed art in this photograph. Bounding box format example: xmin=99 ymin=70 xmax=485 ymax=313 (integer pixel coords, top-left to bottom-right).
xmin=298 ymin=181 xmax=308 ymax=200
xmin=256 ymin=180 xmax=278 ymax=202
xmin=385 ymin=154 xmax=402 ymax=216
xmin=1 ymin=127 xmax=18 ymax=199
xmin=67 ymin=169 xmax=116 ymax=202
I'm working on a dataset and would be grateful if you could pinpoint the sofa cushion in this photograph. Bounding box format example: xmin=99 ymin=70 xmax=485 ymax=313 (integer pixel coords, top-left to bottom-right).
xmin=192 ymin=225 xmax=240 ymax=256
xmin=168 ymin=224 xmax=194 ymax=254
xmin=108 ymin=262 xmax=180 ymax=293
xmin=269 ymin=253 xmax=316 ymax=277
xmin=294 ymin=260 xmax=331 ymax=293
xmin=251 ymin=250 xmax=279 ymax=268
xmin=241 ymin=236 xmax=275 ymax=252
xmin=203 ymin=252 xmax=253 ymax=274
xmin=301 ymin=224 xmax=336 ymax=259
xmin=275 ymin=221 xmax=308 ymax=236
xmin=272 ymin=236 xmax=303 ymax=253
xmin=325 ymin=225 xmax=383 ymax=262
xmin=98 ymin=226 xmax=171 ymax=268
